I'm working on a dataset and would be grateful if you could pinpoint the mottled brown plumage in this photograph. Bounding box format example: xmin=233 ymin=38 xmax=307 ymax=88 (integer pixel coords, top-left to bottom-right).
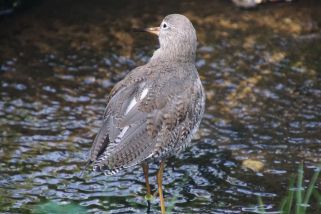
xmin=88 ymin=14 xmax=205 ymax=176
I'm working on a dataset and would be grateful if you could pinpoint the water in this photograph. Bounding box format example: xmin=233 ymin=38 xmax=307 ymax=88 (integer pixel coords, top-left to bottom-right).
xmin=1 ymin=0 xmax=321 ymax=213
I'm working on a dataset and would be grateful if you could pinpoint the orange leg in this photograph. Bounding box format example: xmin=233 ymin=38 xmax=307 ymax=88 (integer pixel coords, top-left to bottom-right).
xmin=156 ymin=161 xmax=166 ymax=214
xmin=142 ymin=163 xmax=152 ymax=199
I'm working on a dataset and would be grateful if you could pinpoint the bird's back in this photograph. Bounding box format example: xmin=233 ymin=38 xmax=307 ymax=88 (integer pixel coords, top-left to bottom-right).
xmin=89 ymin=61 xmax=205 ymax=175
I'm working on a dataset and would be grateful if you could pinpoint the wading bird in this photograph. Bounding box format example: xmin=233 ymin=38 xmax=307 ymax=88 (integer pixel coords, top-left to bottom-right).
xmin=88 ymin=14 xmax=205 ymax=213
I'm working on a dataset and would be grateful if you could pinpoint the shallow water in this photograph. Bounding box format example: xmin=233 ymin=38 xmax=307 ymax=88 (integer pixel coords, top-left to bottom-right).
xmin=1 ymin=0 xmax=321 ymax=213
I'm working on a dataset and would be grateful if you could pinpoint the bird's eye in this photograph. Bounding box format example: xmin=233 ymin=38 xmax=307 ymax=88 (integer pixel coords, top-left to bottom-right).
xmin=162 ymin=23 xmax=168 ymax=29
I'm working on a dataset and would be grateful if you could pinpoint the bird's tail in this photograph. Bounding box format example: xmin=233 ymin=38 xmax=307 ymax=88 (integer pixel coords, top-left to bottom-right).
xmin=79 ymin=159 xmax=92 ymax=178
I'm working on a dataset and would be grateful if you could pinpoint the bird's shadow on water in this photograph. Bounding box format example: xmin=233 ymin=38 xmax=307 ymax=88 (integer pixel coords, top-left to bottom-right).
xmin=73 ymin=153 xmax=197 ymax=214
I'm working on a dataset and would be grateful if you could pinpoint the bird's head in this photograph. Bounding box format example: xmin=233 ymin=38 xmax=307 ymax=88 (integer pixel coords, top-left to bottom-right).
xmin=137 ymin=14 xmax=197 ymax=62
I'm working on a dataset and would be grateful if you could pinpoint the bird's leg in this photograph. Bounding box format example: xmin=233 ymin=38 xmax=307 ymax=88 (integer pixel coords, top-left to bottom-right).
xmin=157 ymin=161 xmax=166 ymax=214
xmin=142 ymin=163 xmax=153 ymax=200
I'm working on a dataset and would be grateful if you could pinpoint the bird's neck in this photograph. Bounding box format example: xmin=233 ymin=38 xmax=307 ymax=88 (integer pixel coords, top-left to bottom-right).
xmin=150 ymin=45 xmax=196 ymax=63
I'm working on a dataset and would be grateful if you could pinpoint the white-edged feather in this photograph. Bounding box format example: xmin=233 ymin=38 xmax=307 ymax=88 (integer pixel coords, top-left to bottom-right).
xmin=124 ymin=88 xmax=149 ymax=115
xmin=125 ymin=98 xmax=137 ymax=115
xmin=140 ymin=88 xmax=149 ymax=100
xmin=118 ymin=126 xmax=129 ymax=139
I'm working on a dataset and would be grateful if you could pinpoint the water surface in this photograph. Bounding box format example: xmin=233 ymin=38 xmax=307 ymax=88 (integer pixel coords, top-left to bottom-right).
xmin=1 ymin=0 xmax=321 ymax=213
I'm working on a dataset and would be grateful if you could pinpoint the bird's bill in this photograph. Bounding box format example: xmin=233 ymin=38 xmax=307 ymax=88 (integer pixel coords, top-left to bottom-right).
xmin=143 ymin=27 xmax=160 ymax=36
xmin=133 ymin=27 xmax=160 ymax=36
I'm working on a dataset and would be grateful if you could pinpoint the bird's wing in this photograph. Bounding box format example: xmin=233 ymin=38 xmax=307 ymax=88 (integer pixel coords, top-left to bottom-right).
xmin=89 ymin=66 xmax=146 ymax=163
xmin=90 ymin=65 xmax=201 ymax=174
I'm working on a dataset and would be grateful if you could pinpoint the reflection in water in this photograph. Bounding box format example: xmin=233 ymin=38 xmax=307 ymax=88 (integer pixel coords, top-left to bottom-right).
xmin=1 ymin=0 xmax=321 ymax=213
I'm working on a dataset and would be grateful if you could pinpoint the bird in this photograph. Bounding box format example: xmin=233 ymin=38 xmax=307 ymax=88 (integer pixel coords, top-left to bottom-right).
xmin=231 ymin=0 xmax=292 ymax=8
xmin=88 ymin=14 xmax=205 ymax=213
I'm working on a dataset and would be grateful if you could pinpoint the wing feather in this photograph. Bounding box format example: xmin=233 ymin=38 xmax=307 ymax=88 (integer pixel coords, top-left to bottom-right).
xmin=89 ymin=64 xmax=203 ymax=174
